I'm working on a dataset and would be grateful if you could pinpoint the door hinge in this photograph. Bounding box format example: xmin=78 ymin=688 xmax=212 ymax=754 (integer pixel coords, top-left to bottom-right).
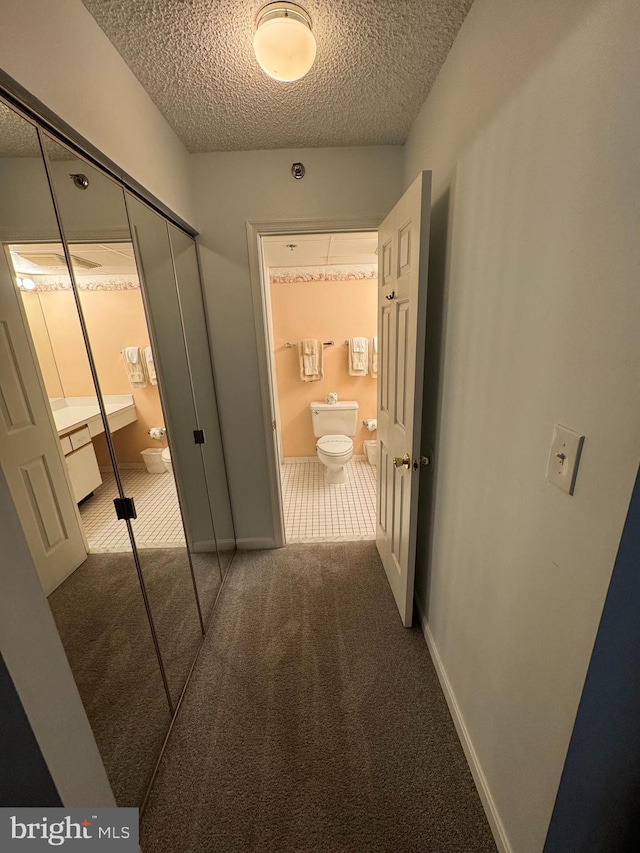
xmin=193 ymin=429 xmax=206 ymax=444
xmin=272 ymin=420 xmax=276 ymax=431
xmin=113 ymin=496 xmax=137 ymax=520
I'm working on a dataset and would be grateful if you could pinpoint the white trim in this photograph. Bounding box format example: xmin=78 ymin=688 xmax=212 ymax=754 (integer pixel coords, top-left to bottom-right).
xmin=190 ymin=539 xmax=220 ymax=553
xmin=415 ymin=597 xmax=512 ymax=853
xmin=282 ymin=454 xmax=366 ymax=463
xmin=212 ymin=538 xmax=236 ymax=551
xmin=246 ymin=216 xmax=382 ymax=550
xmin=99 ymin=462 xmax=146 ymax=471
xmin=236 ymin=537 xmax=278 ymax=550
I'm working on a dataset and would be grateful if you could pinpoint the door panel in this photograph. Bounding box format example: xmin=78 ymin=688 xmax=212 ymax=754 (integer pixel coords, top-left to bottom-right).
xmin=168 ymin=224 xmax=234 ymax=597
xmin=0 ymin=107 xmax=87 ymax=594
xmin=376 ymin=172 xmax=432 ymax=626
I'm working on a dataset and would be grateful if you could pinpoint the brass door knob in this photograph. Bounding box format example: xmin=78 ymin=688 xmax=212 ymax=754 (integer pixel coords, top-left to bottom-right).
xmin=393 ymin=453 xmax=411 ymax=469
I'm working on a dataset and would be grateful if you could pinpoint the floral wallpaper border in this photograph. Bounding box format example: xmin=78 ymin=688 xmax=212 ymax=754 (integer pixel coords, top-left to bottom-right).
xmin=30 ymin=275 xmax=140 ymax=292
xmin=270 ymin=264 xmax=378 ymax=285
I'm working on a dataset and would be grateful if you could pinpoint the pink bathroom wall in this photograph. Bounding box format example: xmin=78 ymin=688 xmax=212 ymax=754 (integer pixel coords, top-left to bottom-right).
xmin=270 ymin=276 xmax=377 ymax=457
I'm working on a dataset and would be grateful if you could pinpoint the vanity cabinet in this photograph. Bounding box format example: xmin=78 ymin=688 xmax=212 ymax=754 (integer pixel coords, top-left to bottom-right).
xmin=60 ymin=427 xmax=102 ymax=503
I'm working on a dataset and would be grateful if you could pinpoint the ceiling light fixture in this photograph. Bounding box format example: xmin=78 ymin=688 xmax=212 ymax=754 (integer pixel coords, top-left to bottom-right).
xmin=253 ymin=2 xmax=316 ymax=83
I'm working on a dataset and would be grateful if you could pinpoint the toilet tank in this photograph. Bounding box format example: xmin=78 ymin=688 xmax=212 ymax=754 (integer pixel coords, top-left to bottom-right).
xmin=310 ymin=401 xmax=359 ymax=437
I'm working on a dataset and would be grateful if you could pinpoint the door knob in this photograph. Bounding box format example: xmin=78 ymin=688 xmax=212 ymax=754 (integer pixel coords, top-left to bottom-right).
xmin=393 ymin=453 xmax=411 ymax=469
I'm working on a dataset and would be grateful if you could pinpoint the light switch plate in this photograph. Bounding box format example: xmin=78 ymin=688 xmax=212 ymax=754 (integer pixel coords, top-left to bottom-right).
xmin=546 ymin=424 xmax=585 ymax=495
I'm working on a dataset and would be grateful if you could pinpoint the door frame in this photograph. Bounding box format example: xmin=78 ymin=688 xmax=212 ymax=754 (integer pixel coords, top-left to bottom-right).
xmin=246 ymin=216 xmax=382 ymax=547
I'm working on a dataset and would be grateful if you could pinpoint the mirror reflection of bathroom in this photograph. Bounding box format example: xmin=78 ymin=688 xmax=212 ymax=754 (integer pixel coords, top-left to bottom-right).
xmin=8 ymin=241 xmax=185 ymax=554
xmin=263 ymin=232 xmax=378 ymax=542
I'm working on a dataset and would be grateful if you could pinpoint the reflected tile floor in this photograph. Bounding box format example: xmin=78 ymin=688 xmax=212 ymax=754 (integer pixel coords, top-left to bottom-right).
xmin=79 ymin=468 xmax=186 ymax=552
xmin=281 ymin=458 xmax=377 ymax=543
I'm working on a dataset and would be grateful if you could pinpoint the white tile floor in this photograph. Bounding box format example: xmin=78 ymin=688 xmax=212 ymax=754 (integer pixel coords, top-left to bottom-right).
xmin=79 ymin=468 xmax=186 ymax=552
xmin=281 ymin=458 xmax=377 ymax=543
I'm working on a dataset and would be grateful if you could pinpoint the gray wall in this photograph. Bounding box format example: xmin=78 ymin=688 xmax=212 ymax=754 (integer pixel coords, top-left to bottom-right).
xmin=404 ymin=0 xmax=640 ymax=849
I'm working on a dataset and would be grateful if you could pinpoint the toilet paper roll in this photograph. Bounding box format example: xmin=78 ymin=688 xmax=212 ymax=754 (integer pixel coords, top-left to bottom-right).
xmin=327 ymin=392 xmax=338 ymax=405
xmin=149 ymin=427 xmax=165 ymax=440
xmin=364 ymin=419 xmax=377 ymax=432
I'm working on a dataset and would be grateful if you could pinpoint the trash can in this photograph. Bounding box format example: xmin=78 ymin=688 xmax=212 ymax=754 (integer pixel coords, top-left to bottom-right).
xmin=364 ymin=440 xmax=378 ymax=467
xmin=141 ymin=448 xmax=165 ymax=474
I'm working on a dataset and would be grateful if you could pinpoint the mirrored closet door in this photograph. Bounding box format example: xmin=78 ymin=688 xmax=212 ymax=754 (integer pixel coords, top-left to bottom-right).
xmin=40 ymin=133 xmax=212 ymax=709
xmin=0 ymin=100 xmax=171 ymax=806
xmin=0 ymin=93 xmax=236 ymax=806
xmin=167 ymin=224 xmax=236 ymax=580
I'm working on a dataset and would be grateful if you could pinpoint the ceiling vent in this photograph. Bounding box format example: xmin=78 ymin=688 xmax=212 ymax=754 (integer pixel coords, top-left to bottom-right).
xmin=14 ymin=252 xmax=102 ymax=271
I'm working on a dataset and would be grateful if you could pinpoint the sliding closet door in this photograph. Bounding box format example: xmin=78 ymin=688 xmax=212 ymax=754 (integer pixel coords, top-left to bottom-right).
xmin=0 ymin=100 xmax=170 ymax=806
xmin=167 ymin=226 xmax=235 ymax=590
xmin=40 ymin=134 xmax=204 ymax=709
xmin=125 ymin=197 xmax=225 ymax=619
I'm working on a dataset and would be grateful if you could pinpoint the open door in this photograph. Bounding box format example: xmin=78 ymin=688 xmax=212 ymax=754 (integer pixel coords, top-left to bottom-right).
xmin=376 ymin=172 xmax=432 ymax=626
xmin=0 ymin=249 xmax=87 ymax=595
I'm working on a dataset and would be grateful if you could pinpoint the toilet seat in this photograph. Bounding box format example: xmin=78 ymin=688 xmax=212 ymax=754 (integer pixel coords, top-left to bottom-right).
xmin=316 ymin=435 xmax=353 ymax=457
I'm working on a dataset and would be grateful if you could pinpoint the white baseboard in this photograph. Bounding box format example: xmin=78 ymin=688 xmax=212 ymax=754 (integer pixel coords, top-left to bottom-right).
xmin=236 ymin=537 xmax=278 ymax=550
xmin=214 ymin=538 xmax=236 ymax=551
xmin=190 ymin=539 xmax=219 ymax=553
xmin=99 ymin=462 xmax=146 ymax=472
xmin=281 ymin=455 xmax=366 ymax=464
xmin=415 ymin=599 xmax=511 ymax=853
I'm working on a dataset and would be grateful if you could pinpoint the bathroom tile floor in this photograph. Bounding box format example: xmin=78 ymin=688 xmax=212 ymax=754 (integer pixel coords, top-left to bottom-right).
xmin=281 ymin=458 xmax=377 ymax=543
xmin=79 ymin=468 xmax=186 ymax=552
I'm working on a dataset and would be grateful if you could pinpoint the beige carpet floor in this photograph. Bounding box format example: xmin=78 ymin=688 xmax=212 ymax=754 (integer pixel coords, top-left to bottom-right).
xmin=141 ymin=542 xmax=496 ymax=852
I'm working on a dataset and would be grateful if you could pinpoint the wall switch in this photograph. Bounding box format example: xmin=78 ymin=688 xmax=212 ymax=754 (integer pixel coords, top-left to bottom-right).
xmin=546 ymin=424 xmax=585 ymax=495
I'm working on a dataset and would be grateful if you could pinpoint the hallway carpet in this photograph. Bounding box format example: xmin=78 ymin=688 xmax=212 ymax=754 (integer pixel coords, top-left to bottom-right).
xmin=141 ymin=542 xmax=496 ymax=852
xmin=48 ymin=550 xmax=221 ymax=806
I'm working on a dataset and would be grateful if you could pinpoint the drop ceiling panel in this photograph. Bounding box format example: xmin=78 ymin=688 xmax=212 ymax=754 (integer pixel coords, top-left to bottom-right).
xmin=262 ymin=232 xmax=378 ymax=266
xmin=10 ymin=243 xmax=138 ymax=276
xmin=81 ymin=0 xmax=474 ymax=153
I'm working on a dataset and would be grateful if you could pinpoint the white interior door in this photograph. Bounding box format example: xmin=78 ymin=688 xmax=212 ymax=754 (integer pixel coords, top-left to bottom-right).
xmin=376 ymin=172 xmax=432 ymax=626
xmin=0 ymin=252 xmax=87 ymax=595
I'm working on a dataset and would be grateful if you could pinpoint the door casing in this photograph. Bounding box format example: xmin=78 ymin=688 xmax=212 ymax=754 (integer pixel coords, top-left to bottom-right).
xmin=246 ymin=215 xmax=385 ymax=547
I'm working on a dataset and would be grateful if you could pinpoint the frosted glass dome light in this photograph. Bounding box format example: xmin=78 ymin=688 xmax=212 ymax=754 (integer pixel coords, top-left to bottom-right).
xmin=253 ymin=3 xmax=316 ymax=83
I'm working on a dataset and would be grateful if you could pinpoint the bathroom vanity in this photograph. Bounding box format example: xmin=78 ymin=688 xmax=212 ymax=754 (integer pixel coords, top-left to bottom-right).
xmin=51 ymin=396 xmax=137 ymax=502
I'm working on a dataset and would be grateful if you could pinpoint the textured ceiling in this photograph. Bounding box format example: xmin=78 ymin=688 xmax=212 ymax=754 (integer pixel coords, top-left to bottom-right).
xmin=0 ymin=102 xmax=41 ymax=157
xmin=81 ymin=0 xmax=474 ymax=153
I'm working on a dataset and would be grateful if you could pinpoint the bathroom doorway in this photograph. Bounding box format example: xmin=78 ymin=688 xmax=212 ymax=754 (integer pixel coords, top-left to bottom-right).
xmin=7 ymin=240 xmax=186 ymax=555
xmin=261 ymin=231 xmax=378 ymax=543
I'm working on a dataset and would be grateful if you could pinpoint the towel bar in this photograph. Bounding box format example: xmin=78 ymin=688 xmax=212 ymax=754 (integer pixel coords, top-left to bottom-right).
xmin=284 ymin=340 xmax=334 ymax=348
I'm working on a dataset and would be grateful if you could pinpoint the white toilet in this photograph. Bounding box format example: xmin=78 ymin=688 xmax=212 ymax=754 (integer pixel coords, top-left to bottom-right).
xmin=310 ymin=401 xmax=358 ymax=484
xmin=161 ymin=446 xmax=172 ymax=474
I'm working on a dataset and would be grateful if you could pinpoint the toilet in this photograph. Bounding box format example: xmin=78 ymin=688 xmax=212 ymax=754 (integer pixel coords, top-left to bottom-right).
xmin=310 ymin=401 xmax=358 ymax=484
xmin=161 ymin=446 xmax=172 ymax=474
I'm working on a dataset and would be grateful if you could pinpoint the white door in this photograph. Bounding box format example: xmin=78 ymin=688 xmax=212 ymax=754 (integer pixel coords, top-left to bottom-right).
xmin=0 ymin=251 xmax=87 ymax=595
xmin=376 ymin=172 xmax=432 ymax=626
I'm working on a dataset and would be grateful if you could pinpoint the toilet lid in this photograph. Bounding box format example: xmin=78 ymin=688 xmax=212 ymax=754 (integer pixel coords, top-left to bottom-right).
xmin=317 ymin=435 xmax=353 ymax=456
xmin=161 ymin=447 xmax=171 ymax=461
